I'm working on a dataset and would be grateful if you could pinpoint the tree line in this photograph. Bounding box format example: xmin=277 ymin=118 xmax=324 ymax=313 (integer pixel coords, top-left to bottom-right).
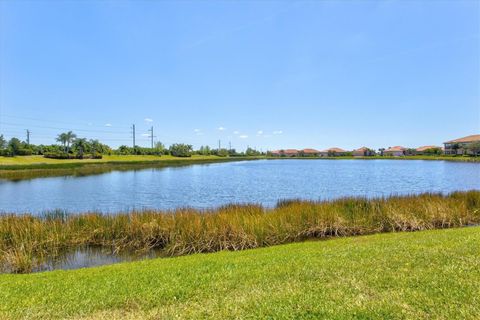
xmin=0 ymin=132 xmax=263 ymax=158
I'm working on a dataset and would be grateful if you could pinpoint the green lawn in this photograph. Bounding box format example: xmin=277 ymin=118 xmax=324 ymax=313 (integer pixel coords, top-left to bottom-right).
xmin=1 ymin=227 xmax=478 ymax=319
xmin=0 ymin=154 xmax=228 ymax=166
xmin=0 ymin=155 xmax=259 ymax=180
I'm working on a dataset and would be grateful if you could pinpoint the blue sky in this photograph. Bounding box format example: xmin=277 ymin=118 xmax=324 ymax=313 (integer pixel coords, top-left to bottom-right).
xmin=0 ymin=0 xmax=478 ymax=151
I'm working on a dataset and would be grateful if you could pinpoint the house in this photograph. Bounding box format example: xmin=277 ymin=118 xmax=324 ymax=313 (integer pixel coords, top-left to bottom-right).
xmin=384 ymin=146 xmax=406 ymax=157
xmin=270 ymin=150 xmax=281 ymax=157
xmin=281 ymin=149 xmax=299 ymax=157
xmin=444 ymin=134 xmax=480 ymax=155
xmin=319 ymin=147 xmax=348 ymax=157
xmin=415 ymin=145 xmax=442 ymax=155
xmin=352 ymin=147 xmax=375 ymax=157
xmin=301 ymin=148 xmax=320 ymax=157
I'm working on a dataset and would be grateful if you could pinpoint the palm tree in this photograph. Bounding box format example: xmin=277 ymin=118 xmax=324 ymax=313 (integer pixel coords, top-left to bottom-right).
xmin=56 ymin=133 xmax=68 ymax=152
xmin=89 ymin=139 xmax=101 ymax=155
xmin=72 ymin=138 xmax=88 ymax=158
xmin=65 ymin=131 xmax=77 ymax=153
xmin=56 ymin=131 xmax=77 ymax=153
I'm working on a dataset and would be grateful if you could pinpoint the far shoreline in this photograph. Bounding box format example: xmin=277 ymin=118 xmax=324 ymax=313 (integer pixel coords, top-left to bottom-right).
xmin=0 ymin=154 xmax=479 ymax=180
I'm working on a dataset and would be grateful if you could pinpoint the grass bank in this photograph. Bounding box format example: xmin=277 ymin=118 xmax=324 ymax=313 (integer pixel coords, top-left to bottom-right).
xmin=1 ymin=191 xmax=479 ymax=273
xmin=0 ymin=226 xmax=479 ymax=319
xmin=0 ymin=155 xmax=262 ymax=180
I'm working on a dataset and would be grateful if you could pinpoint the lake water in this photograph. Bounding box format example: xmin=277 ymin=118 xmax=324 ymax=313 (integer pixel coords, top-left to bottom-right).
xmin=1 ymin=159 xmax=479 ymax=214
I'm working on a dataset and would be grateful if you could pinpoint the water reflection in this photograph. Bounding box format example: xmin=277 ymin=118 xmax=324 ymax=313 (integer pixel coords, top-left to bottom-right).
xmin=33 ymin=246 xmax=161 ymax=272
xmin=0 ymin=159 xmax=479 ymax=214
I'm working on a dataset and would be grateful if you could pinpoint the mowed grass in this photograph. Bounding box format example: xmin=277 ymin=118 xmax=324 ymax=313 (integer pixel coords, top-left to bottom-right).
xmin=0 ymin=227 xmax=479 ymax=319
xmin=0 ymin=155 xmax=257 ymax=180
xmin=2 ymin=191 xmax=479 ymax=273
xmin=0 ymin=154 xmax=233 ymax=166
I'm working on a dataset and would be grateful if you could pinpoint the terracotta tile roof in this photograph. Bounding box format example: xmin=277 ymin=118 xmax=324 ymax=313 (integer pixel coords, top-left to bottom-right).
xmin=283 ymin=149 xmax=299 ymax=154
xmin=354 ymin=147 xmax=370 ymax=152
xmin=302 ymin=148 xmax=319 ymax=153
xmin=385 ymin=146 xmax=406 ymax=152
xmin=416 ymin=145 xmax=441 ymax=152
xmin=322 ymin=147 xmax=347 ymax=153
xmin=444 ymin=134 xmax=480 ymax=144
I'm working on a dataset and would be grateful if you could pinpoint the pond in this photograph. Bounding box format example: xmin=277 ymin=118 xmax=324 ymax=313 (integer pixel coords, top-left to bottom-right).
xmin=0 ymin=159 xmax=479 ymax=214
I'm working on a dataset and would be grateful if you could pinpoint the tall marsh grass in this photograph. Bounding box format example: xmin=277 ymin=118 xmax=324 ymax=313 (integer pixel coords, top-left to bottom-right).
xmin=1 ymin=191 xmax=479 ymax=273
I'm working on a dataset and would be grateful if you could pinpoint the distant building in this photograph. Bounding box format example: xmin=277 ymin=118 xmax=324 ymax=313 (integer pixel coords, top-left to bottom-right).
xmin=415 ymin=145 xmax=442 ymax=155
xmin=352 ymin=147 xmax=375 ymax=157
xmin=270 ymin=150 xmax=282 ymax=157
xmin=444 ymin=135 xmax=480 ymax=155
xmin=301 ymin=148 xmax=320 ymax=157
xmin=283 ymin=149 xmax=299 ymax=157
xmin=319 ymin=147 xmax=348 ymax=157
xmin=384 ymin=146 xmax=406 ymax=157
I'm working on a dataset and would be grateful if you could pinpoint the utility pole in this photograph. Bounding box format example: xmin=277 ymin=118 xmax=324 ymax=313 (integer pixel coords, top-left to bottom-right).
xmin=26 ymin=129 xmax=30 ymax=145
xmin=218 ymin=140 xmax=221 ymax=150
xmin=229 ymin=141 xmax=231 ymax=151
xmin=148 ymin=126 xmax=155 ymax=149
xmin=131 ymin=124 xmax=136 ymax=149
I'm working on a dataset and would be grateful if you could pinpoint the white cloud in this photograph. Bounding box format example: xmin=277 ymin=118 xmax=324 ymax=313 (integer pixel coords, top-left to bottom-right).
xmin=239 ymin=135 xmax=248 ymax=139
xmin=257 ymin=130 xmax=263 ymax=135
xmin=273 ymin=130 xmax=283 ymax=135
xmin=218 ymin=126 xmax=226 ymax=131
xmin=105 ymin=123 xmax=112 ymax=127
xmin=144 ymin=118 xmax=153 ymax=122
xmin=194 ymin=129 xmax=201 ymax=133
xmin=141 ymin=133 xmax=150 ymax=137
xmin=233 ymin=131 xmax=240 ymax=135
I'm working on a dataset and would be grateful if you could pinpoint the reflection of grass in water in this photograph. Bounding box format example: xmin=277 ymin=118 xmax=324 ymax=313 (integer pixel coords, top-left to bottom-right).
xmin=1 ymin=191 xmax=479 ymax=273
xmin=31 ymin=245 xmax=161 ymax=272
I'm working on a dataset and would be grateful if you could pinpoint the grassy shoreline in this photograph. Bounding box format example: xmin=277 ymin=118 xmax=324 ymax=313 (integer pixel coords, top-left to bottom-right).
xmin=1 ymin=191 xmax=479 ymax=273
xmin=1 ymin=226 xmax=479 ymax=319
xmin=0 ymin=154 xmax=478 ymax=180
xmin=0 ymin=155 xmax=262 ymax=180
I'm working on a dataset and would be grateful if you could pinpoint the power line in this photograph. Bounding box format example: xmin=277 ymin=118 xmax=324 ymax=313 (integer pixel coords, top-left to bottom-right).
xmin=131 ymin=124 xmax=136 ymax=148
xmin=0 ymin=114 xmax=132 ymax=129
xmin=0 ymin=121 xmax=129 ymax=134
xmin=148 ymin=126 xmax=156 ymax=148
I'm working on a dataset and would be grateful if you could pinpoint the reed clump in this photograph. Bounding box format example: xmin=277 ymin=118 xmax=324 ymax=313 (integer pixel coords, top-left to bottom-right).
xmin=1 ymin=191 xmax=479 ymax=273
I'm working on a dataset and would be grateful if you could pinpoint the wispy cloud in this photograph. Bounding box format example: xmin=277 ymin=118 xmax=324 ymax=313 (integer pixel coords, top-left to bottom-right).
xmin=273 ymin=130 xmax=283 ymax=135
xmin=218 ymin=126 xmax=226 ymax=131
xmin=239 ymin=135 xmax=248 ymax=139
xmin=184 ymin=3 xmax=303 ymax=49
xmin=233 ymin=131 xmax=240 ymax=135
xmin=194 ymin=129 xmax=203 ymax=136
xmin=141 ymin=133 xmax=150 ymax=137
xmin=257 ymin=130 xmax=264 ymax=135
xmin=105 ymin=123 xmax=112 ymax=127
xmin=144 ymin=118 xmax=153 ymax=122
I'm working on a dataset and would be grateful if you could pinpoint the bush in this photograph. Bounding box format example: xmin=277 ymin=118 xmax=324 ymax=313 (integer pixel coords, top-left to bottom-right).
xmin=169 ymin=144 xmax=193 ymax=157
xmin=43 ymin=153 xmax=76 ymax=159
xmin=43 ymin=153 xmax=103 ymax=160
